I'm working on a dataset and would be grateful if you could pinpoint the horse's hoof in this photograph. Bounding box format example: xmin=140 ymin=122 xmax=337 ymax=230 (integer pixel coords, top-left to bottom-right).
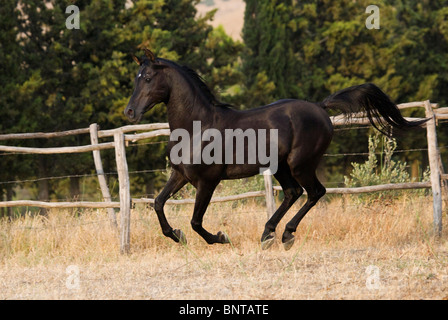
xmin=283 ymin=237 xmax=295 ymax=251
xmin=217 ymin=231 xmax=230 ymax=244
xmin=173 ymin=229 xmax=187 ymax=245
xmin=261 ymin=232 xmax=276 ymax=250
xmin=282 ymin=231 xmax=295 ymax=251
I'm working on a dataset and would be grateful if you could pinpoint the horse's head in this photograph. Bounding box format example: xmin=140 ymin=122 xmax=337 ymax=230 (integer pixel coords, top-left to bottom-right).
xmin=124 ymin=49 xmax=169 ymax=123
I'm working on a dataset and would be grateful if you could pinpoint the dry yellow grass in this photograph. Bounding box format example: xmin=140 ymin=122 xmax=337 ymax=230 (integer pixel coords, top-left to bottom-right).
xmin=1 ymin=194 xmax=447 ymax=300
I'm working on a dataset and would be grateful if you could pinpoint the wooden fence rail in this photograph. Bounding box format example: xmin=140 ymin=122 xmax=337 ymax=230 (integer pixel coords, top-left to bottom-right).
xmin=273 ymin=181 xmax=432 ymax=194
xmin=0 ymin=100 xmax=445 ymax=253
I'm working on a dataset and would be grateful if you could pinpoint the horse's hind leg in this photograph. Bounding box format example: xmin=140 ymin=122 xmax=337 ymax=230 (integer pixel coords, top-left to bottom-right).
xmin=261 ymin=167 xmax=303 ymax=250
xmin=282 ymin=169 xmax=326 ymax=250
xmin=154 ymin=169 xmax=188 ymax=243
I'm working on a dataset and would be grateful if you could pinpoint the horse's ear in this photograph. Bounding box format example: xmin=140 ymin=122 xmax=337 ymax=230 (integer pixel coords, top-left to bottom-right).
xmin=132 ymin=54 xmax=141 ymax=65
xmin=144 ymin=48 xmax=156 ymax=62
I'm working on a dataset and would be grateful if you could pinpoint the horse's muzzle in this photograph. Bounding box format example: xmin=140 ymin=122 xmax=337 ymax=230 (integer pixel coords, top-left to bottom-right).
xmin=125 ymin=107 xmax=134 ymax=118
xmin=124 ymin=107 xmax=141 ymax=123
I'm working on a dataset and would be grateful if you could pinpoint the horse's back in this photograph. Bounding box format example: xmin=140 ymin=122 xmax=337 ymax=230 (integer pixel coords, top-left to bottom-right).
xmin=249 ymin=99 xmax=334 ymax=167
xmin=218 ymin=99 xmax=333 ymax=175
xmin=234 ymin=99 xmax=333 ymax=136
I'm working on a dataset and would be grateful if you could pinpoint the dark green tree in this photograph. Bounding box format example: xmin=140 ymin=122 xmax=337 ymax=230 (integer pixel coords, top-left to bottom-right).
xmin=14 ymin=0 xmax=132 ymax=202
xmin=241 ymin=0 xmax=448 ymax=182
xmin=0 ymin=0 xmax=27 ymax=216
xmin=7 ymin=0 xmax=243 ymax=203
xmin=242 ymin=0 xmax=297 ymax=107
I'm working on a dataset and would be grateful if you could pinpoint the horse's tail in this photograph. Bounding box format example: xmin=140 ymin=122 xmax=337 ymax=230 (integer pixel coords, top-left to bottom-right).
xmin=320 ymin=83 xmax=428 ymax=135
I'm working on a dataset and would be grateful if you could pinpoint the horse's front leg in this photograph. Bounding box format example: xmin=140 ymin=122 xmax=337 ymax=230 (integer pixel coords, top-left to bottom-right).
xmin=154 ymin=170 xmax=188 ymax=243
xmin=190 ymin=181 xmax=230 ymax=245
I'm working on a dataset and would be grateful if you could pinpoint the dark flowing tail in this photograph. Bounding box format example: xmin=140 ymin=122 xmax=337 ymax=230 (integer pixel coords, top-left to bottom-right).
xmin=321 ymin=83 xmax=428 ymax=135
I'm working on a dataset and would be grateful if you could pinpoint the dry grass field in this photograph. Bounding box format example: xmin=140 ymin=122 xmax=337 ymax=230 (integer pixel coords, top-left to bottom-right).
xmin=1 ymin=194 xmax=447 ymax=300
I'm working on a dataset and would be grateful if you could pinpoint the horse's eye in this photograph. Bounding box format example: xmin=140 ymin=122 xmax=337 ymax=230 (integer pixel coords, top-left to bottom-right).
xmin=145 ymin=77 xmax=152 ymax=83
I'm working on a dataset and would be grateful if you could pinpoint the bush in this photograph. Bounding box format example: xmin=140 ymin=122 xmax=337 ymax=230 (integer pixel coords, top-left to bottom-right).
xmin=344 ymin=132 xmax=430 ymax=204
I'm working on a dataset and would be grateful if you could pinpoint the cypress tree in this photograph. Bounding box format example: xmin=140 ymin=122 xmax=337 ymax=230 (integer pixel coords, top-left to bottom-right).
xmin=242 ymin=0 xmax=297 ymax=107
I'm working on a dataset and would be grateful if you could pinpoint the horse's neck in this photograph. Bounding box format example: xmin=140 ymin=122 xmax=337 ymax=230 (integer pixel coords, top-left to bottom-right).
xmin=166 ymin=85 xmax=215 ymax=131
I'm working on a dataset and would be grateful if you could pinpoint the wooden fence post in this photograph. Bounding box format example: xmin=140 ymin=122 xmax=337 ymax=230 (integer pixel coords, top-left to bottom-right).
xmin=89 ymin=124 xmax=118 ymax=229
xmin=424 ymin=100 xmax=442 ymax=236
xmin=263 ymin=169 xmax=276 ymax=219
xmin=114 ymin=132 xmax=131 ymax=254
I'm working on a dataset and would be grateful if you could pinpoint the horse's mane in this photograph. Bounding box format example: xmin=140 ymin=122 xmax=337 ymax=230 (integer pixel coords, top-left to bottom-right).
xmin=158 ymin=58 xmax=232 ymax=109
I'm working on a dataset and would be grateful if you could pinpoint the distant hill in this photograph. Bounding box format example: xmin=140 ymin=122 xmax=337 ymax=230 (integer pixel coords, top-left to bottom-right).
xmin=196 ymin=0 xmax=245 ymax=40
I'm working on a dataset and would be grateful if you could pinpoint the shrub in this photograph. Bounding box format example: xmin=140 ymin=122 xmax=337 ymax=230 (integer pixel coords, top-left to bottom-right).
xmin=344 ymin=132 xmax=430 ymax=204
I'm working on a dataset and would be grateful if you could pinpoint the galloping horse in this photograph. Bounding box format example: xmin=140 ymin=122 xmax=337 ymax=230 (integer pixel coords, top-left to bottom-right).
xmin=124 ymin=49 xmax=426 ymax=250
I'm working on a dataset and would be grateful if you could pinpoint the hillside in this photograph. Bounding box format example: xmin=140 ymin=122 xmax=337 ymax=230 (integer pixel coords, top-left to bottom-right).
xmin=197 ymin=0 xmax=245 ymax=40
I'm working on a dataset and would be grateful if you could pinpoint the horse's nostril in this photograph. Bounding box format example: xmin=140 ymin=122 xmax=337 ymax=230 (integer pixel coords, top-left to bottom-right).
xmin=127 ymin=109 xmax=134 ymax=116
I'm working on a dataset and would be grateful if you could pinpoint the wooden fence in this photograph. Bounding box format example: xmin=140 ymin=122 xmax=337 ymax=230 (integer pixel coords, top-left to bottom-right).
xmin=0 ymin=100 xmax=446 ymax=253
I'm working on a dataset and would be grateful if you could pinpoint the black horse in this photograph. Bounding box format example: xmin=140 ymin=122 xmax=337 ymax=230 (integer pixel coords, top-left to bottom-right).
xmin=125 ymin=49 xmax=426 ymax=250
